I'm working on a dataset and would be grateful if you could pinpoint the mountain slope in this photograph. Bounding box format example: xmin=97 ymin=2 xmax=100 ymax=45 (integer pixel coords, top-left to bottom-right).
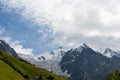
xmin=60 ymin=44 xmax=120 ymax=80
xmin=18 ymin=43 xmax=120 ymax=80
xmin=0 ymin=40 xmax=18 ymax=57
xmin=0 ymin=60 xmax=25 ymax=80
xmin=0 ymin=50 xmax=69 ymax=80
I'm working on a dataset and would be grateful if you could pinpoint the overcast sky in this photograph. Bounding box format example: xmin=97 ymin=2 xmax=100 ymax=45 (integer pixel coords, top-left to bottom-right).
xmin=0 ymin=0 xmax=120 ymax=55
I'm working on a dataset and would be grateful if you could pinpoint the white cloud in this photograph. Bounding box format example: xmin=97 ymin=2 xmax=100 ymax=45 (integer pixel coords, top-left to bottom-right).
xmin=10 ymin=40 xmax=33 ymax=55
xmin=0 ymin=37 xmax=33 ymax=55
xmin=1 ymin=0 xmax=120 ymax=50
xmin=0 ymin=36 xmax=33 ymax=54
xmin=0 ymin=26 xmax=33 ymax=54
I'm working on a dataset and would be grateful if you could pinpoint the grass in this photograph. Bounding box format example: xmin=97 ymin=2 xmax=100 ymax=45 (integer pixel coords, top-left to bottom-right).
xmin=0 ymin=60 xmax=25 ymax=80
xmin=0 ymin=50 xmax=70 ymax=80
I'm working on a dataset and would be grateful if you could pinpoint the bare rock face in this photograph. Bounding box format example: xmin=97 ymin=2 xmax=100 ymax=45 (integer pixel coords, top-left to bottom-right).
xmin=0 ymin=40 xmax=18 ymax=57
xmin=60 ymin=44 xmax=120 ymax=80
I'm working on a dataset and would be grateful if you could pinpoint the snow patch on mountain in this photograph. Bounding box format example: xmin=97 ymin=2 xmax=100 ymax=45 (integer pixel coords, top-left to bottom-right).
xmin=18 ymin=53 xmax=37 ymax=63
xmin=33 ymin=47 xmax=70 ymax=77
xmin=99 ymin=48 xmax=120 ymax=58
xmin=36 ymin=47 xmax=66 ymax=61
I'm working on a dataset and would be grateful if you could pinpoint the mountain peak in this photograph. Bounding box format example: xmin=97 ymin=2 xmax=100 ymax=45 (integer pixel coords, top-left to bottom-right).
xmin=80 ymin=43 xmax=90 ymax=48
xmin=0 ymin=40 xmax=6 ymax=44
xmin=102 ymin=48 xmax=119 ymax=58
xmin=58 ymin=47 xmax=63 ymax=49
xmin=0 ymin=40 xmax=19 ymax=57
xmin=104 ymin=48 xmax=112 ymax=53
xmin=55 ymin=47 xmax=63 ymax=50
xmin=83 ymin=43 xmax=89 ymax=48
xmin=73 ymin=43 xmax=91 ymax=53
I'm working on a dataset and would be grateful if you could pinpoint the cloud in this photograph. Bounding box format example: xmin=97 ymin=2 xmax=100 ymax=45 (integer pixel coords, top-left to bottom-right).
xmin=0 ymin=26 xmax=33 ymax=54
xmin=9 ymin=40 xmax=33 ymax=55
xmin=1 ymin=0 xmax=120 ymax=50
xmin=0 ymin=36 xmax=33 ymax=54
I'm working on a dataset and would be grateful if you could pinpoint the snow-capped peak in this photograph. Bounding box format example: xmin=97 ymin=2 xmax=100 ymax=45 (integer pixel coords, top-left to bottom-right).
xmin=75 ymin=43 xmax=90 ymax=53
xmin=36 ymin=47 xmax=66 ymax=61
xmin=104 ymin=48 xmax=113 ymax=53
xmin=101 ymin=48 xmax=120 ymax=58
xmin=80 ymin=43 xmax=90 ymax=49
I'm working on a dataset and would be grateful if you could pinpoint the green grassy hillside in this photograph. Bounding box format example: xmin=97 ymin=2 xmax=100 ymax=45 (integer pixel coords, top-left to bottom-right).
xmin=0 ymin=50 xmax=70 ymax=80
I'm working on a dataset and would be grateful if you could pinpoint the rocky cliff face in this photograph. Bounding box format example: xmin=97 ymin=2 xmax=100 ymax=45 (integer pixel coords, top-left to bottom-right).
xmin=0 ymin=40 xmax=18 ymax=57
xmin=60 ymin=44 xmax=120 ymax=80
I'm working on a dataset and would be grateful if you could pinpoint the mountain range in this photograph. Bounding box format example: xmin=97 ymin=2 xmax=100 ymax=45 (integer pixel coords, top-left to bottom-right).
xmin=1 ymin=40 xmax=120 ymax=80
xmin=60 ymin=44 xmax=120 ymax=80
xmin=0 ymin=40 xmax=69 ymax=80
xmin=18 ymin=43 xmax=120 ymax=80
